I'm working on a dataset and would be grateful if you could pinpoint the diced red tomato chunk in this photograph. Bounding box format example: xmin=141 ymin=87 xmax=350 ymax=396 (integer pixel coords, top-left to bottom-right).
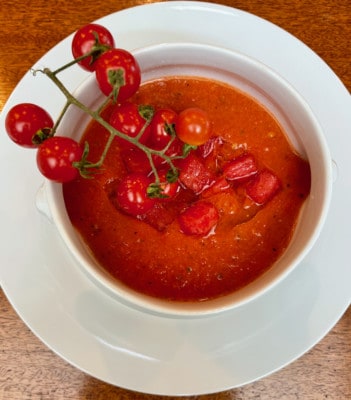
xmin=245 ymin=169 xmax=281 ymax=205
xmin=142 ymin=202 xmax=175 ymax=232
xmin=178 ymin=201 xmax=219 ymax=236
xmin=201 ymin=176 xmax=231 ymax=198
xmin=179 ymin=153 xmax=215 ymax=194
xmin=196 ymin=136 xmax=222 ymax=158
xmin=222 ymin=153 xmax=258 ymax=181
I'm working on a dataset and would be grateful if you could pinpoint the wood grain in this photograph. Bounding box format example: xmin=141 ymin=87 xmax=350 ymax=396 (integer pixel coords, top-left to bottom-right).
xmin=0 ymin=1 xmax=350 ymax=399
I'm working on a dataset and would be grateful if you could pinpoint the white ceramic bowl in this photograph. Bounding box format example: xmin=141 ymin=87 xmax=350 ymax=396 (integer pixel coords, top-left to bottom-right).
xmin=37 ymin=43 xmax=332 ymax=318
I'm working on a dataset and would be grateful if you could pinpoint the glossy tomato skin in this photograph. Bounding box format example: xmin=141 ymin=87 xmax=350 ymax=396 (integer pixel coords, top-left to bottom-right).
xmin=71 ymin=23 xmax=115 ymax=71
xmin=36 ymin=136 xmax=83 ymax=183
xmin=156 ymin=168 xmax=180 ymax=199
xmin=120 ymin=146 xmax=163 ymax=174
xmin=109 ymin=102 xmax=151 ymax=148
xmin=116 ymin=172 xmax=156 ymax=216
xmin=150 ymin=108 xmax=178 ymax=149
xmin=175 ymin=107 xmax=211 ymax=146
xmin=95 ymin=48 xmax=141 ymax=102
xmin=5 ymin=103 xmax=54 ymax=148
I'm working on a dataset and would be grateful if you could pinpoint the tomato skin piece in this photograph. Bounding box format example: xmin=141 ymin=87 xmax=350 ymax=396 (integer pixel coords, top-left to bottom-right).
xmin=116 ymin=173 xmax=156 ymax=216
xmin=178 ymin=201 xmax=219 ymax=236
xmin=175 ymin=107 xmax=211 ymax=146
xmin=245 ymin=169 xmax=281 ymax=205
xmin=109 ymin=102 xmax=151 ymax=148
xmin=71 ymin=23 xmax=115 ymax=71
xmin=150 ymin=108 xmax=178 ymax=149
xmin=5 ymin=103 xmax=54 ymax=148
xmin=36 ymin=136 xmax=83 ymax=183
xmin=222 ymin=153 xmax=258 ymax=181
xmin=95 ymin=48 xmax=141 ymax=102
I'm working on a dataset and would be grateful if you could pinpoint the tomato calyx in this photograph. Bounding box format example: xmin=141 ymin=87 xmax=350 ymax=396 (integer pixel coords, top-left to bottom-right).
xmin=31 ymin=127 xmax=53 ymax=145
xmin=85 ymin=32 xmax=114 ymax=67
xmin=147 ymin=168 xmax=180 ymax=199
xmin=107 ymin=68 xmax=125 ymax=102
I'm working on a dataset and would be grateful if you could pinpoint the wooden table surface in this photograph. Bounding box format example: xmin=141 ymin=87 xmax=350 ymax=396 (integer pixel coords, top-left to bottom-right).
xmin=0 ymin=0 xmax=350 ymax=399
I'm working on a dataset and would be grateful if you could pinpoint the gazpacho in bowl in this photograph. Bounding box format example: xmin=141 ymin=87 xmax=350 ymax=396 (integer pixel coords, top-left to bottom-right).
xmin=40 ymin=42 xmax=332 ymax=317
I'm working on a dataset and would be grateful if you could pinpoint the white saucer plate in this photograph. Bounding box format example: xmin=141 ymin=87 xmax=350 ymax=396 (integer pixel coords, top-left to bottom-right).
xmin=0 ymin=1 xmax=350 ymax=396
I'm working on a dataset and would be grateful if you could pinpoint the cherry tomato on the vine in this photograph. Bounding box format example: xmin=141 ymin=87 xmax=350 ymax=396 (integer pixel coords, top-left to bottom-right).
xmin=116 ymin=172 xmax=156 ymax=216
xmin=95 ymin=48 xmax=141 ymax=102
xmin=175 ymin=107 xmax=212 ymax=146
xmin=5 ymin=103 xmax=54 ymax=148
xmin=109 ymin=102 xmax=152 ymax=148
xmin=155 ymin=168 xmax=180 ymax=199
xmin=71 ymin=23 xmax=115 ymax=72
xmin=36 ymin=136 xmax=83 ymax=183
xmin=150 ymin=108 xmax=178 ymax=149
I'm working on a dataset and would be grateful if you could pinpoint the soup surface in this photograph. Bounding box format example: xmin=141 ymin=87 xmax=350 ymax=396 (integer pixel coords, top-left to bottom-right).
xmin=63 ymin=77 xmax=311 ymax=301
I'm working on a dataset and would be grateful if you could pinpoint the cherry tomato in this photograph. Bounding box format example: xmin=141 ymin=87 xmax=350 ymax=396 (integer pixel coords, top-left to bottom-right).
xmin=5 ymin=103 xmax=54 ymax=148
xmin=176 ymin=107 xmax=211 ymax=146
xmin=71 ymin=23 xmax=115 ymax=71
xmin=116 ymin=172 xmax=156 ymax=216
xmin=150 ymin=108 xmax=178 ymax=149
xmin=120 ymin=146 xmax=163 ymax=174
xmin=155 ymin=168 xmax=180 ymax=199
xmin=109 ymin=102 xmax=151 ymax=148
xmin=95 ymin=48 xmax=141 ymax=102
xmin=36 ymin=136 xmax=83 ymax=183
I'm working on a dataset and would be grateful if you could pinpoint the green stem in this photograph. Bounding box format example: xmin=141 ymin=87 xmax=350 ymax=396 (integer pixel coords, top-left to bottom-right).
xmin=37 ymin=67 xmax=186 ymax=184
xmin=50 ymin=101 xmax=71 ymax=137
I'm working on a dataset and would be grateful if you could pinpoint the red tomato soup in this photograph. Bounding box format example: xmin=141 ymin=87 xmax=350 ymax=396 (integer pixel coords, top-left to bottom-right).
xmin=63 ymin=77 xmax=311 ymax=302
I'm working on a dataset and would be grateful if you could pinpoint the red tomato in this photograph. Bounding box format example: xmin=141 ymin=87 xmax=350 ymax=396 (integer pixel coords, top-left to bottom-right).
xmin=5 ymin=103 xmax=53 ymax=148
xmin=245 ymin=169 xmax=281 ymax=205
xmin=179 ymin=153 xmax=216 ymax=194
xmin=150 ymin=108 xmax=178 ymax=149
xmin=120 ymin=146 xmax=163 ymax=174
xmin=176 ymin=107 xmax=211 ymax=146
xmin=109 ymin=102 xmax=151 ymax=148
xmin=95 ymin=48 xmax=141 ymax=102
xmin=116 ymin=173 xmax=156 ymax=216
xmin=71 ymin=23 xmax=115 ymax=71
xmin=155 ymin=168 xmax=180 ymax=199
xmin=120 ymin=146 xmax=152 ymax=174
xmin=201 ymin=177 xmax=231 ymax=198
xmin=222 ymin=153 xmax=258 ymax=181
xmin=178 ymin=201 xmax=219 ymax=236
xmin=36 ymin=136 xmax=83 ymax=182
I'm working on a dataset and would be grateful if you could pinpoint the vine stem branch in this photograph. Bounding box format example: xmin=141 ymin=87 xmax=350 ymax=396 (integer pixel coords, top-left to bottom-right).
xmin=34 ymin=67 xmax=183 ymax=182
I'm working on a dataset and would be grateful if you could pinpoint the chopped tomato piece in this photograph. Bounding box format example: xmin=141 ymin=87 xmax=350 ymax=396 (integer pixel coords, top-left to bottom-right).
xmin=142 ymin=203 xmax=175 ymax=232
xmin=222 ymin=153 xmax=258 ymax=181
xmin=179 ymin=153 xmax=215 ymax=194
xmin=245 ymin=169 xmax=281 ymax=205
xmin=201 ymin=176 xmax=231 ymax=198
xmin=178 ymin=201 xmax=219 ymax=236
xmin=196 ymin=136 xmax=222 ymax=158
